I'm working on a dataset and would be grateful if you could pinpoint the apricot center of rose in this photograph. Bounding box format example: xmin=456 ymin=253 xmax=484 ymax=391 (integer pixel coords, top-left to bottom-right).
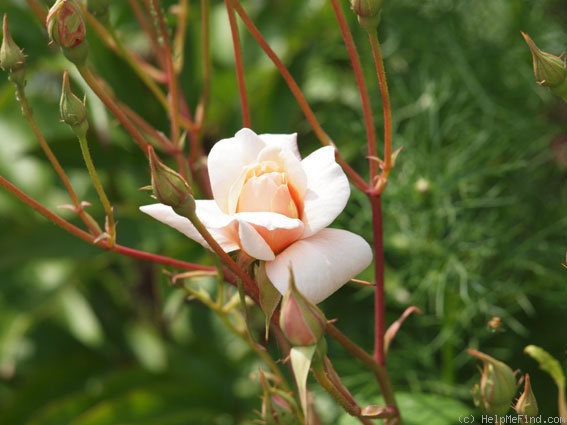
xmin=236 ymin=162 xmax=302 ymax=219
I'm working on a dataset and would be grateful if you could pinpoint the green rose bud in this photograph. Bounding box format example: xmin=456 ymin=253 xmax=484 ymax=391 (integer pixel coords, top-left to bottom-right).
xmin=468 ymin=349 xmax=517 ymax=416
xmin=148 ymin=146 xmax=195 ymax=216
xmin=60 ymin=69 xmax=89 ymax=137
xmin=522 ymin=32 xmax=567 ymax=88
xmin=515 ymin=374 xmax=538 ymax=420
xmin=1 ymin=14 xmax=26 ymax=86
xmin=279 ymin=268 xmax=326 ymax=347
xmin=259 ymin=371 xmax=298 ymax=425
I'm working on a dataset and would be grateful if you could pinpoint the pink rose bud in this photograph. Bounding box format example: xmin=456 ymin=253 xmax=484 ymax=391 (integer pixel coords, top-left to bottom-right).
xmin=350 ymin=0 xmax=382 ymax=30
xmin=259 ymin=371 xmax=299 ymax=425
xmin=60 ymin=70 xmax=89 ymax=137
xmin=148 ymin=146 xmax=195 ymax=215
xmin=468 ymin=349 xmax=518 ymax=416
xmin=279 ymin=269 xmax=326 ymax=346
xmin=1 ymin=15 xmax=26 ymax=86
xmin=514 ymin=374 xmax=538 ymax=419
xmin=46 ymin=0 xmax=88 ymax=64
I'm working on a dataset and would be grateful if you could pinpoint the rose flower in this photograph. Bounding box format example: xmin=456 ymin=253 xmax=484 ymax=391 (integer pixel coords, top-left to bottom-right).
xmin=141 ymin=128 xmax=372 ymax=303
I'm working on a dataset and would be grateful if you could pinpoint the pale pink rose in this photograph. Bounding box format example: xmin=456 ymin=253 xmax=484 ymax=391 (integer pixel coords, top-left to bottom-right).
xmin=140 ymin=128 xmax=372 ymax=303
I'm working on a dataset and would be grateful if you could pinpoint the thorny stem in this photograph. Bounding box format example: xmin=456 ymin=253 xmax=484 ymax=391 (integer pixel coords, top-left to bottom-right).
xmin=76 ymin=64 xmax=149 ymax=152
xmin=12 ymin=82 xmax=99 ymax=236
xmin=327 ymin=323 xmax=401 ymax=424
xmin=172 ymin=0 xmax=189 ymax=74
xmin=25 ymin=0 xmax=47 ymax=22
xmin=149 ymin=0 xmax=182 ymax=150
xmin=77 ymin=134 xmax=116 ymax=245
xmin=81 ymin=6 xmax=169 ymax=108
xmin=184 ymin=212 xmax=259 ymax=304
xmin=0 ymin=177 xmax=212 ymax=273
xmin=194 ymin=0 xmax=211 ymax=130
xmin=180 ymin=281 xmax=291 ymax=393
xmin=120 ymin=103 xmax=174 ymax=151
xmin=330 ymin=0 xmax=378 ymax=181
xmin=312 ymin=357 xmax=366 ymax=422
xmin=371 ymin=194 xmax=385 ymax=366
xmin=79 ymin=4 xmax=196 ymax=134
xmin=227 ymin=0 xmax=369 ymax=193
xmin=368 ymin=31 xmax=393 ymax=191
xmin=224 ymin=0 xmax=251 ymax=128
xmin=129 ymin=0 xmax=164 ymax=69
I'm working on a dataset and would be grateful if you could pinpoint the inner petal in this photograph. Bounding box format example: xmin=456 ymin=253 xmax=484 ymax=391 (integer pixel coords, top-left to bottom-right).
xmin=237 ymin=171 xmax=300 ymax=219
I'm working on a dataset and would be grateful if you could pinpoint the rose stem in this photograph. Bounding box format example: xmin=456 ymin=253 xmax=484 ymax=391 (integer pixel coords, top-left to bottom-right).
xmin=0 ymin=177 xmax=213 ymax=273
xmin=12 ymin=81 xmax=99 ymax=235
xmin=330 ymin=0 xmax=379 ymax=180
xmin=225 ymin=0 xmax=251 ymax=128
xmin=227 ymin=0 xmax=369 ymax=193
xmin=77 ymin=133 xmax=116 ymax=245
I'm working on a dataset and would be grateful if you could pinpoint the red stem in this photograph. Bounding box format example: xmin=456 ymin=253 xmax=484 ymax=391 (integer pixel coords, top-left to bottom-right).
xmin=330 ymin=0 xmax=378 ymax=180
xmin=129 ymin=0 xmax=164 ymax=69
xmin=0 ymin=176 xmax=214 ymax=273
xmin=370 ymin=194 xmax=385 ymax=365
xmin=224 ymin=0 xmax=251 ymax=128
xmin=227 ymin=0 xmax=369 ymax=193
xmin=150 ymin=0 xmax=181 ymax=151
xmin=368 ymin=32 xmax=393 ymax=186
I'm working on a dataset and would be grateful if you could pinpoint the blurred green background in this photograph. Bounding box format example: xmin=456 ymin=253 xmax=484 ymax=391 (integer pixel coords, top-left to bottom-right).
xmin=0 ymin=0 xmax=566 ymax=424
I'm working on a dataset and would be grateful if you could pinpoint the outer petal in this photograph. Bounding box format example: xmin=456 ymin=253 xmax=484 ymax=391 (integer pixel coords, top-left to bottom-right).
xmin=238 ymin=221 xmax=275 ymax=261
xmin=236 ymin=212 xmax=304 ymax=255
xmin=265 ymin=228 xmax=373 ymax=304
xmin=300 ymin=146 xmax=350 ymax=238
xmin=208 ymin=128 xmax=265 ymax=214
xmin=140 ymin=202 xmax=240 ymax=253
xmin=258 ymin=132 xmax=300 ymax=160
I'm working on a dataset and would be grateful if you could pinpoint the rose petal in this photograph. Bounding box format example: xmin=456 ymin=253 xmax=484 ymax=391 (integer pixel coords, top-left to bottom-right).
xmin=258 ymin=132 xmax=300 ymax=159
xmin=236 ymin=212 xmax=304 ymax=254
xmin=238 ymin=220 xmax=275 ymax=260
xmin=208 ymin=128 xmax=265 ymax=214
xmin=265 ymin=228 xmax=373 ymax=304
xmin=300 ymin=146 xmax=350 ymax=238
xmin=140 ymin=202 xmax=240 ymax=253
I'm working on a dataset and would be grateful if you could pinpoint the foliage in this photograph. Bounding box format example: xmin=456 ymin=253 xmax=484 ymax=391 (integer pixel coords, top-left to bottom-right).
xmin=0 ymin=0 xmax=565 ymax=423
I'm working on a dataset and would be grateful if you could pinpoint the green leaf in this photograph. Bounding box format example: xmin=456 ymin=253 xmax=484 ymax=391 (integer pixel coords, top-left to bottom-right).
xmin=524 ymin=345 xmax=565 ymax=390
xmin=58 ymin=286 xmax=104 ymax=348
xmin=125 ymin=322 xmax=168 ymax=373
xmin=290 ymin=345 xmax=316 ymax=420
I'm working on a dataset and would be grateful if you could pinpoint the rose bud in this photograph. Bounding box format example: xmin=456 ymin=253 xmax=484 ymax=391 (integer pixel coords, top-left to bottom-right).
xmin=60 ymin=70 xmax=89 ymax=137
xmin=522 ymin=32 xmax=567 ymax=101
xmin=279 ymin=268 xmax=326 ymax=347
xmin=148 ymin=146 xmax=195 ymax=217
xmin=515 ymin=374 xmax=538 ymax=420
xmin=468 ymin=349 xmax=518 ymax=416
xmin=1 ymin=15 xmax=26 ymax=86
xmin=46 ymin=0 xmax=88 ymax=65
xmin=350 ymin=0 xmax=382 ymax=31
